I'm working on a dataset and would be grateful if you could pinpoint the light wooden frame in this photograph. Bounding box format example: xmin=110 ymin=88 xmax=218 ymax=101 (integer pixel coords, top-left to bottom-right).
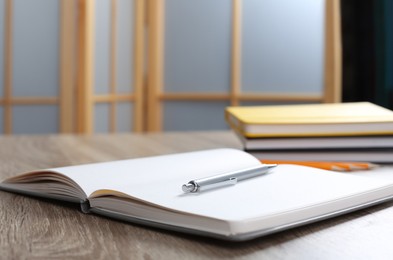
xmin=76 ymin=0 xmax=145 ymax=134
xmin=147 ymin=0 xmax=164 ymax=131
xmin=3 ymin=0 xmax=13 ymax=134
xmin=2 ymin=0 xmax=77 ymax=134
xmin=76 ymin=0 xmax=94 ymax=134
xmin=1 ymin=0 xmax=145 ymax=134
xmin=60 ymin=0 xmax=77 ymax=133
xmin=1 ymin=0 xmax=341 ymax=134
xmin=324 ymin=0 xmax=342 ymax=103
xmin=146 ymin=0 xmax=342 ymax=132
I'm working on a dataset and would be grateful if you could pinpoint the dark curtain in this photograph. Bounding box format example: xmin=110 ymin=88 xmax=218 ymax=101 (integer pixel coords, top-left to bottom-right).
xmin=341 ymin=0 xmax=393 ymax=109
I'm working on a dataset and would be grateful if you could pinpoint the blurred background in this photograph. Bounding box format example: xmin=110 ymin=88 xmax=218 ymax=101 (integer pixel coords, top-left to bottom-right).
xmin=0 ymin=0 xmax=391 ymax=134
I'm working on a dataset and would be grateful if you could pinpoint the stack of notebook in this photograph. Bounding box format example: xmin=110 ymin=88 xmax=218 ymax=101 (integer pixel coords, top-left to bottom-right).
xmin=225 ymin=102 xmax=393 ymax=163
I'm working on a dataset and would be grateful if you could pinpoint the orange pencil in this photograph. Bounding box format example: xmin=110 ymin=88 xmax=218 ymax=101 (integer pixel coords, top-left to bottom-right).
xmin=260 ymin=160 xmax=379 ymax=172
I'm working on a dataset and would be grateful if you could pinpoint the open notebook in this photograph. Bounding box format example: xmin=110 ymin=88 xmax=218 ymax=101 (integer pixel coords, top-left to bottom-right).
xmin=1 ymin=149 xmax=393 ymax=241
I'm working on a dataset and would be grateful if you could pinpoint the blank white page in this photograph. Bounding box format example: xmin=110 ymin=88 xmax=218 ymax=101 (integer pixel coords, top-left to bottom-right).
xmin=52 ymin=149 xmax=393 ymax=231
xmin=53 ymin=149 xmax=262 ymax=197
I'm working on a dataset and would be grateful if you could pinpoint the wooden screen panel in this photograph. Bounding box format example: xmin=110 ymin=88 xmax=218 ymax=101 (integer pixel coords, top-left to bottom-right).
xmin=0 ymin=0 xmax=78 ymax=134
xmin=147 ymin=0 xmax=342 ymax=131
xmin=147 ymin=0 xmax=233 ymax=131
xmin=2 ymin=0 xmax=340 ymax=134
xmin=0 ymin=0 xmax=66 ymax=134
xmin=89 ymin=0 xmax=143 ymax=134
xmin=1 ymin=0 xmax=143 ymax=134
xmin=236 ymin=0 xmax=341 ymax=104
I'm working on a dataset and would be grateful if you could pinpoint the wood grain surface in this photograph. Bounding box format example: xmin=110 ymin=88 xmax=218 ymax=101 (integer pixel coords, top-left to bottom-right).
xmin=1 ymin=132 xmax=393 ymax=259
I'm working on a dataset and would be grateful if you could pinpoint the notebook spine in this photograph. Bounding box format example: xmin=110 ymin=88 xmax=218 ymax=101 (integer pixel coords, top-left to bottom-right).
xmin=80 ymin=199 xmax=91 ymax=213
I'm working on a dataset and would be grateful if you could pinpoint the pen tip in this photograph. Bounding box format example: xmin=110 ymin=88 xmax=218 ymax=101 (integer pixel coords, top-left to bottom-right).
xmin=266 ymin=164 xmax=278 ymax=168
xmin=182 ymin=183 xmax=195 ymax=193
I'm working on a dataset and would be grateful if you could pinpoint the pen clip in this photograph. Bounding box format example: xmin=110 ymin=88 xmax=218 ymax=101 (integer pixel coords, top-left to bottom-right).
xmin=198 ymin=177 xmax=237 ymax=192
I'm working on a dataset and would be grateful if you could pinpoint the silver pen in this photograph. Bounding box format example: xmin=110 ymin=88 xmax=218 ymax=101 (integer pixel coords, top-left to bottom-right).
xmin=182 ymin=164 xmax=277 ymax=193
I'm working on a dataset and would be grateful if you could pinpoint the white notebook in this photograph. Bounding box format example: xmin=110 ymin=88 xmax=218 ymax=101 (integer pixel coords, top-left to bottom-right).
xmin=1 ymin=148 xmax=393 ymax=241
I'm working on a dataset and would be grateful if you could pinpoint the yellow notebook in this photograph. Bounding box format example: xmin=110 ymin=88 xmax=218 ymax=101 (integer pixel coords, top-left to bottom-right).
xmin=225 ymin=102 xmax=393 ymax=138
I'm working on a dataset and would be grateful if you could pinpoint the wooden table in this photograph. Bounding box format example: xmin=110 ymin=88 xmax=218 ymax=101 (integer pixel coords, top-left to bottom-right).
xmin=1 ymin=132 xmax=393 ymax=259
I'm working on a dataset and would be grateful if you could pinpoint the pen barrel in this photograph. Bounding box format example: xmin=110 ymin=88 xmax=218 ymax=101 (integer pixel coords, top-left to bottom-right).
xmin=192 ymin=164 xmax=274 ymax=192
